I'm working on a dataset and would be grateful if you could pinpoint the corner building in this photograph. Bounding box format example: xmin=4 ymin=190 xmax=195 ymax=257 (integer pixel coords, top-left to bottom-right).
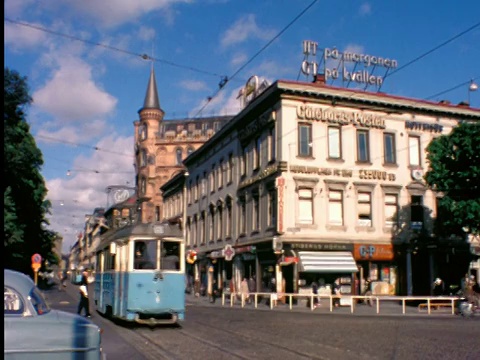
xmin=179 ymin=77 xmax=479 ymax=298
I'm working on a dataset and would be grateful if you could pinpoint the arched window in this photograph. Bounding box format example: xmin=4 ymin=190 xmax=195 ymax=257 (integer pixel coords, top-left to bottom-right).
xmin=140 ymin=177 xmax=147 ymax=195
xmin=187 ymin=147 xmax=195 ymax=156
xmin=176 ymin=148 xmax=183 ymax=165
xmin=140 ymin=149 xmax=147 ymax=167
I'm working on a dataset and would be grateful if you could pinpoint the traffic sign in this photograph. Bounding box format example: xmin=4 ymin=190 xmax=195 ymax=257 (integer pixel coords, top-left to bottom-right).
xmin=31 ymin=263 xmax=41 ymax=272
xmin=31 ymin=253 xmax=42 ymax=264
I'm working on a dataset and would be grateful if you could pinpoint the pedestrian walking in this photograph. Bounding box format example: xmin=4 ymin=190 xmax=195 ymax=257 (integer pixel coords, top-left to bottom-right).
xmin=332 ymin=279 xmax=341 ymax=308
xmin=240 ymin=277 xmax=250 ymax=304
xmin=248 ymin=275 xmax=256 ymax=304
xmin=432 ymin=277 xmax=445 ymax=296
xmin=209 ymin=279 xmax=218 ymax=303
xmin=77 ymin=270 xmax=91 ymax=318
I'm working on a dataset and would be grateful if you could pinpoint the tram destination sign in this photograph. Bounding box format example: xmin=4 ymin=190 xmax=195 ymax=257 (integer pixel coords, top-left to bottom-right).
xmin=300 ymin=40 xmax=398 ymax=88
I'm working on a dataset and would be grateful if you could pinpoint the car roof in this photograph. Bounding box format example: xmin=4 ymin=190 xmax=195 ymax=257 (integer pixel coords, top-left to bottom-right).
xmin=4 ymin=269 xmax=35 ymax=295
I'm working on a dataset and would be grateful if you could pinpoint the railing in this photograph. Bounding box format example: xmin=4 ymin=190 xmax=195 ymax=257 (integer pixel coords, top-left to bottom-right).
xmin=220 ymin=292 xmax=460 ymax=315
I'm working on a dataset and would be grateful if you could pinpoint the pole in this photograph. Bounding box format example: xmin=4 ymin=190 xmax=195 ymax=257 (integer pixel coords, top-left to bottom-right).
xmin=406 ymin=249 xmax=413 ymax=296
xmin=34 ymin=271 xmax=38 ymax=286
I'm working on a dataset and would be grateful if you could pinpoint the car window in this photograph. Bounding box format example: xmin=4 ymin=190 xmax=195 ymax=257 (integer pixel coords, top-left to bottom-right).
xmin=28 ymin=287 xmax=50 ymax=315
xmin=4 ymin=286 xmax=24 ymax=315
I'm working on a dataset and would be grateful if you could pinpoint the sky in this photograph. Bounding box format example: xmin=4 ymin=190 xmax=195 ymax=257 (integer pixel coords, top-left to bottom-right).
xmin=4 ymin=0 xmax=480 ymax=253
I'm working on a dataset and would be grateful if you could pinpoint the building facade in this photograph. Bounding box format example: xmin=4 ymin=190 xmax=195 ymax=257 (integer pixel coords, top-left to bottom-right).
xmin=175 ymin=76 xmax=479 ymax=298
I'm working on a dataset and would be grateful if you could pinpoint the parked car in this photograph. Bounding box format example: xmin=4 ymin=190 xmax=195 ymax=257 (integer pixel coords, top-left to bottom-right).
xmin=4 ymin=269 xmax=105 ymax=360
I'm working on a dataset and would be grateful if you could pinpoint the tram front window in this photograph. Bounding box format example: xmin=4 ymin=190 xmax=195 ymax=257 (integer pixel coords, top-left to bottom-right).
xmin=161 ymin=241 xmax=180 ymax=271
xmin=134 ymin=240 xmax=157 ymax=270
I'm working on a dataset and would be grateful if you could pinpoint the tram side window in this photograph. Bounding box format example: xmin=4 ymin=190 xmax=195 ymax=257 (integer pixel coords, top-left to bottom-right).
xmin=161 ymin=241 xmax=180 ymax=271
xmin=104 ymin=251 xmax=116 ymax=271
xmin=134 ymin=240 xmax=156 ymax=270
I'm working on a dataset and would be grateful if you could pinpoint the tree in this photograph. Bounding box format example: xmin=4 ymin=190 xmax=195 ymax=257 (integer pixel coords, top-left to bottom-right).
xmin=4 ymin=68 xmax=58 ymax=274
xmin=425 ymin=121 xmax=480 ymax=236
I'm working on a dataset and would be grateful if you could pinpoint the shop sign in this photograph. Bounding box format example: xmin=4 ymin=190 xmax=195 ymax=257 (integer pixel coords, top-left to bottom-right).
xmin=359 ymin=169 xmax=396 ymax=182
xmin=235 ymin=245 xmax=256 ymax=254
xmin=405 ymin=121 xmax=443 ymax=133
xmin=290 ymin=242 xmax=353 ymax=251
xmin=354 ymin=244 xmax=394 ymax=261
xmin=224 ymin=244 xmax=235 ymax=261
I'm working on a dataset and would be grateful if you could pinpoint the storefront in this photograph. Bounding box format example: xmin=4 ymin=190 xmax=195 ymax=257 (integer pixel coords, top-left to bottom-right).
xmin=353 ymin=243 xmax=397 ymax=295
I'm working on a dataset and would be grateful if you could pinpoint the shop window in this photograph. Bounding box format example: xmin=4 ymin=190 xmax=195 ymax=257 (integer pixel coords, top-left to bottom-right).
xmin=383 ymin=133 xmax=396 ymax=164
xmin=356 ymin=130 xmax=370 ymax=163
xmin=298 ymin=188 xmax=313 ymax=224
xmin=328 ymin=190 xmax=343 ymax=225
xmin=328 ymin=127 xmax=341 ymax=159
xmin=298 ymin=123 xmax=312 ymax=157
xmin=357 ymin=192 xmax=372 ymax=227
xmin=408 ymin=136 xmax=421 ymax=167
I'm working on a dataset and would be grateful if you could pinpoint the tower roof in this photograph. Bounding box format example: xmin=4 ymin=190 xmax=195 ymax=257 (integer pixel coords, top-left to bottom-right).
xmin=142 ymin=67 xmax=160 ymax=110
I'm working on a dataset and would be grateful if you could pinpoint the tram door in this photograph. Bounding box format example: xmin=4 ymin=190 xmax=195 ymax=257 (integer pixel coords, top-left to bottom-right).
xmin=114 ymin=244 xmax=127 ymax=316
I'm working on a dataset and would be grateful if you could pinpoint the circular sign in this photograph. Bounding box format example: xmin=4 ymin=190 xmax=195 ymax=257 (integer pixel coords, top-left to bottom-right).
xmin=31 ymin=253 xmax=42 ymax=264
xmin=113 ymin=189 xmax=130 ymax=203
xmin=224 ymin=245 xmax=235 ymax=262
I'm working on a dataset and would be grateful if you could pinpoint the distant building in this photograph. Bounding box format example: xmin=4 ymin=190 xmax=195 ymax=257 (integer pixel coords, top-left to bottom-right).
xmin=133 ymin=67 xmax=232 ymax=224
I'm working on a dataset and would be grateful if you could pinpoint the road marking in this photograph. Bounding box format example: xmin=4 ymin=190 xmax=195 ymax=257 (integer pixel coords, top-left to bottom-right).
xmin=59 ymin=301 xmax=70 ymax=305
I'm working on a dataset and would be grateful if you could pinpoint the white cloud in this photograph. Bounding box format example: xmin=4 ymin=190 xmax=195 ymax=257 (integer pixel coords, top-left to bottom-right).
xmin=62 ymin=0 xmax=191 ymax=28
xmin=359 ymin=3 xmax=372 ymax=16
xmin=4 ymin=22 xmax=50 ymax=51
xmin=45 ymin=135 xmax=135 ymax=252
xmin=179 ymin=79 xmax=209 ymax=91
xmin=137 ymin=26 xmax=156 ymax=42
xmin=220 ymin=14 xmax=276 ymax=48
xmin=33 ymin=56 xmax=117 ymax=123
xmin=230 ymin=52 xmax=248 ymax=67
xmin=4 ymin=0 xmax=36 ymax=17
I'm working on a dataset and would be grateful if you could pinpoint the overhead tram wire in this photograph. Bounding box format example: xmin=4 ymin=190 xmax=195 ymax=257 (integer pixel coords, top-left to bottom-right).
xmin=35 ymin=134 xmax=134 ymax=158
xmin=377 ymin=21 xmax=480 ymax=92
xmin=193 ymin=0 xmax=319 ymax=118
xmin=425 ymin=76 xmax=480 ymax=101
xmin=4 ymin=17 xmax=226 ymax=79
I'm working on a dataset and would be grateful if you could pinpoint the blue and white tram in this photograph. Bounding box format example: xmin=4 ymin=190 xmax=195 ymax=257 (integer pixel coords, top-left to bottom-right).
xmin=93 ymin=222 xmax=185 ymax=325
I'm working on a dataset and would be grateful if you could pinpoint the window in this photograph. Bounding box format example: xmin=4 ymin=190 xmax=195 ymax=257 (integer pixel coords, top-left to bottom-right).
xmin=252 ymin=192 xmax=260 ymax=230
xmin=210 ymin=165 xmax=216 ymax=192
xmin=384 ymin=194 xmax=398 ymax=227
xmin=218 ymin=160 xmax=224 ymax=188
xmin=155 ymin=206 xmax=160 ymax=222
xmin=408 ymin=136 xmax=421 ymax=166
xmin=139 ymin=124 xmax=147 ymax=141
xmin=328 ymin=127 xmax=341 ymax=159
xmin=357 ymin=130 xmax=370 ymax=162
xmin=140 ymin=149 xmax=147 ymax=167
xmin=410 ymin=195 xmax=424 ymax=230
xmin=239 ymin=197 xmax=246 ymax=234
xmin=268 ymin=127 xmax=276 ymax=162
xmin=4 ymin=287 xmax=24 ymax=315
xmin=267 ymin=188 xmax=277 ymax=227
xmin=227 ymin=153 xmax=233 ymax=184
xmin=187 ymin=147 xmax=194 ymax=156
xmin=241 ymin=147 xmax=247 ymax=176
xmin=357 ymin=192 xmax=372 ymax=227
xmin=226 ymin=197 xmax=232 ymax=237
xmin=209 ymin=205 xmax=215 ymax=241
xmin=298 ymin=188 xmax=313 ymax=224
xmin=298 ymin=124 xmax=312 ymax=157
xmin=29 ymin=287 xmax=50 ymax=315
xmin=176 ymin=148 xmax=183 ymax=165
xmin=254 ymin=137 xmax=261 ymax=169
xmin=134 ymin=240 xmax=157 ymax=270
xmin=194 ymin=176 xmax=199 ymax=201
xmin=140 ymin=177 xmax=147 ymax=195
xmin=384 ymin=133 xmax=396 ymax=164
xmin=160 ymin=241 xmax=180 ymax=270
xmin=202 ymin=172 xmax=207 ymax=197
xmin=328 ymin=190 xmax=343 ymax=225
xmin=217 ymin=205 xmax=223 ymax=240
xmin=200 ymin=211 xmax=206 ymax=244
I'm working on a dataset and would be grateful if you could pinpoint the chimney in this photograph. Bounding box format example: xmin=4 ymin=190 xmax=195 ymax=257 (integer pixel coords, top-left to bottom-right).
xmin=438 ymin=100 xmax=451 ymax=105
xmin=457 ymin=101 xmax=470 ymax=107
xmin=312 ymin=73 xmax=326 ymax=85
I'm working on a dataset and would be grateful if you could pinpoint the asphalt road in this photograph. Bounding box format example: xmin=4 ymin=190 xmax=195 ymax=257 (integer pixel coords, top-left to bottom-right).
xmin=44 ymin=285 xmax=480 ymax=360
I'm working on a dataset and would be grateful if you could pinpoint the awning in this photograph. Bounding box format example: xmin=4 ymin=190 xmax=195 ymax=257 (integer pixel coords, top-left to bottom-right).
xmin=297 ymin=251 xmax=358 ymax=273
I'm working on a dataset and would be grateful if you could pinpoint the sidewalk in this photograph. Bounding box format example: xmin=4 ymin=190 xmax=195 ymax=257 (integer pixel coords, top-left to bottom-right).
xmin=186 ymin=293 xmax=460 ymax=318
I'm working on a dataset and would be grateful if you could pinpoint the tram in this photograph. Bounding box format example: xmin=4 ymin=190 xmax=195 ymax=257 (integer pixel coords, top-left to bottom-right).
xmin=93 ymin=222 xmax=185 ymax=325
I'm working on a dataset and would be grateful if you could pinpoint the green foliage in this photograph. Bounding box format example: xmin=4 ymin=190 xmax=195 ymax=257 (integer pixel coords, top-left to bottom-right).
xmin=4 ymin=67 xmax=57 ymax=274
xmin=425 ymin=122 xmax=480 ymax=236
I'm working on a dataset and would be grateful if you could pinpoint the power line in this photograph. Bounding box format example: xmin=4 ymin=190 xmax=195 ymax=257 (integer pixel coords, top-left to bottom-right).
xmin=425 ymin=76 xmax=480 ymax=100
xmin=193 ymin=0 xmax=319 ymax=117
xmin=4 ymin=17 xmax=227 ymax=79
xmin=36 ymin=134 xmax=134 ymax=157
xmin=378 ymin=21 xmax=480 ymax=91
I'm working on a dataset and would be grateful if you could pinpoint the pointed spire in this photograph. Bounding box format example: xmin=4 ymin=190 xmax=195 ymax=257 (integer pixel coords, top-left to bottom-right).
xmin=142 ymin=67 xmax=160 ymax=110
